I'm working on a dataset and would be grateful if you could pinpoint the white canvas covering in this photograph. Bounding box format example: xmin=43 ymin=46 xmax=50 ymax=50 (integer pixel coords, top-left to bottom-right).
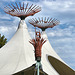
xmin=0 ymin=20 xmax=74 ymax=75
xmin=41 ymin=31 xmax=75 ymax=75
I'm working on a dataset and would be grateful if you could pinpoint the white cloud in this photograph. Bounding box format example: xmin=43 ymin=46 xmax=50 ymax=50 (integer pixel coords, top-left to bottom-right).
xmin=37 ymin=0 xmax=75 ymax=24
xmin=1 ymin=0 xmax=16 ymax=2
xmin=0 ymin=26 xmax=9 ymax=32
xmin=0 ymin=26 xmax=17 ymax=33
xmin=0 ymin=26 xmax=17 ymax=39
xmin=0 ymin=17 xmax=18 ymax=40
xmin=47 ymin=25 xmax=74 ymax=37
xmin=0 ymin=14 xmax=11 ymax=20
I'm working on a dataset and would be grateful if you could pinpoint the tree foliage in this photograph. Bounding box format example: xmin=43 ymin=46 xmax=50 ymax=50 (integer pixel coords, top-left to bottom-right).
xmin=0 ymin=34 xmax=7 ymax=48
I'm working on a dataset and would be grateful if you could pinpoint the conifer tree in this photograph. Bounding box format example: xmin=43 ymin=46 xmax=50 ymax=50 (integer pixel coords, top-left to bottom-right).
xmin=0 ymin=34 xmax=7 ymax=48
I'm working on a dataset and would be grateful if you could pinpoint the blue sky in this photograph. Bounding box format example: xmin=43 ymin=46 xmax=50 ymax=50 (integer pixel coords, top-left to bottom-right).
xmin=0 ymin=0 xmax=75 ymax=70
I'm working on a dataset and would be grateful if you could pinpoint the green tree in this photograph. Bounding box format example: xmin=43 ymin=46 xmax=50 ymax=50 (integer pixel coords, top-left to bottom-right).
xmin=0 ymin=34 xmax=7 ymax=48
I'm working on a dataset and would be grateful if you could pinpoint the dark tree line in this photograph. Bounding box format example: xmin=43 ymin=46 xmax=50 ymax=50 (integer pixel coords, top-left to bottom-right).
xmin=0 ymin=34 xmax=7 ymax=48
